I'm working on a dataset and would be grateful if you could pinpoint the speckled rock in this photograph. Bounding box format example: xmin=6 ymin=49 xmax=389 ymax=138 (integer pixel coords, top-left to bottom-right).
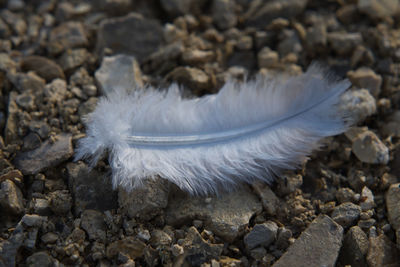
xmin=386 ymin=183 xmax=400 ymax=245
xmin=0 ymin=179 xmax=24 ymax=216
xmin=367 ymin=234 xmax=400 ymax=266
xmin=26 ymin=251 xmax=57 ymax=266
xmin=348 ymin=67 xmax=382 ymax=97
xmin=252 ymin=182 xmax=280 ymax=216
xmin=273 ymin=215 xmax=343 ymax=267
xmin=49 ymin=190 xmax=72 ymax=215
xmin=48 ymin=21 xmax=88 ymax=54
xmin=351 ymin=130 xmax=389 ymax=164
xmin=167 ymin=66 xmax=211 ymax=92
xmin=81 ymin=209 xmax=107 ymax=242
xmin=360 ymin=186 xmax=375 ymax=211
xmin=338 ymin=226 xmax=369 ymax=267
xmin=331 ymin=202 xmax=361 ymax=228
xmin=59 ymin=48 xmax=88 ymax=71
xmin=4 ymin=91 xmax=20 ymax=144
xmin=244 ymin=221 xmax=278 ymax=250
xmin=340 ymin=89 xmax=376 ymax=124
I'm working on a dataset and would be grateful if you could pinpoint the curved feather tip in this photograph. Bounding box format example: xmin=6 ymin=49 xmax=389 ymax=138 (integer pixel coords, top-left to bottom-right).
xmin=75 ymin=64 xmax=352 ymax=195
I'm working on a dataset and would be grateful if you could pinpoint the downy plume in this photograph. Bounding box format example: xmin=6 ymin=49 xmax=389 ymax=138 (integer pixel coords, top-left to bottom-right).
xmin=75 ymin=64 xmax=351 ymax=195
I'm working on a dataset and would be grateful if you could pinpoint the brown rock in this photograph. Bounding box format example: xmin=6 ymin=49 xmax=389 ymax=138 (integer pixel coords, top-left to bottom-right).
xmin=21 ymin=56 xmax=65 ymax=82
xmin=167 ymin=66 xmax=211 ymax=92
xmin=106 ymin=237 xmax=146 ymax=259
xmin=48 ymin=22 xmax=88 ymax=55
xmin=348 ymin=67 xmax=382 ymax=97
xmin=366 ymin=234 xmax=400 ymax=266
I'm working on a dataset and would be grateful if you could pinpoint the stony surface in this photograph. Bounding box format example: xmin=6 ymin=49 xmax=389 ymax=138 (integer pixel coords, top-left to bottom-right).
xmin=348 ymin=67 xmax=382 ymax=97
xmin=21 ymin=55 xmax=65 ymax=82
xmin=331 ymin=202 xmax=362 ymax=228
xmin=367 ymin=233 xmax=400 ymax=266
xmin=338 ymin=226 xmax=369 ymax=267
xmin=244 ymin=221 xmax=278 ymax=250
xmin=351 ymin=129 xmax=389 ymax=164
xmin=386 ymin=183 xmax=400 ymax=244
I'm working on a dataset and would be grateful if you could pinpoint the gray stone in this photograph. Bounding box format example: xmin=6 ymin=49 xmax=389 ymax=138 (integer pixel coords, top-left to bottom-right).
xmin=59 ymin=48 xmax=88 ymax=71
xmin=245 ymin=0 xmax=308 ymax=27
xmin=49 ymin=190 xmax=72 ymax=215
xmin=340 ymin=89 xmax=376 ymax=124
xmin=21 ymin=55 xmax=65 ymax=82
xmin=212 ymin=0 xmax=237 ymax=30
xmin=167 ymin=66 xmax=211 ymax=92
xmin=360 ymin=186 xmax=375 ymax=211
xmin=328 ymin=32 xmax=363 ymax=55
xmin=97 ymin=13 xmax=163 ymax=63
xmin=4 ymin=91 xmax=20 ymax=144
xmin=273 ymin=215 xmax=343 ymax=267
xmin=0 ymin=53 xmax=16 ymax=72
xmin=244 ymin=221 xmax=278 ymax=250
xmin=106 ymin=237 xmax=146 ymax=260
xmin=8 ymin=72 xmax=46 ymax=93
xmin=14 ymin=134 xmax=73 ymax=175
xmin=277 ymin=30 xmax=302 ymax=56
xmin=348 ymin=67 xmax=382 ymax=97
xmin=0 ymin=179 xmax=24 ymax=216
xmin=160 ymin=0 xmax=205 ymax=17
xmin=81 ymin=209 xmax=107 ymax=242
xmin=276 ymin=227 xmax=292 ymax=250
xmin=149 ymin=229 xmax=172 ymax=247
xmin=367 ymin=234 xmax=400 ymax=266
xmin=95 ymin=54 xmax=143 ymax=95
xmin=26 ymin=251 xmax=56 ymax=267
xmin=165 ymin=186 xmax=262 ymax=242
xmin=236 ymin=35 xmax=253 ymax=50
xmin=338 ymin=226 xmax=368 ymax=267
xmin=305 ymin=24 xmax=327 ymax=50
xmin=331 ymin=202 xmax=361 ymax=228
xmin=386 ymin=183 xmax=400 ymax=244
xmin=41 ymin=232 xmax=58 ymax=244
xmin=28 ymin=120 xmax=50 ymax=139
xmin=381 ymin=111 xmax=400 ymax=137
xmin=276 ymin=173 xmax=303 ymax=196
xmin=252 ymin=182 xmax=280 ymax=216
xmin=78 ymin=97 xmax=98 ymax=117
xmin=358 ymin=0 xmax=399 ymax=19
xmin=48 ymin=21 xmax=88 ymax=54
xmin=32 ymin=198 xmax=51 ymax=216
xmin=66 ymin=162 xmax=117 ymax=216
xmin=258 ymin=47 xmax=279 ymax=68
xmin=357 ymin=218 xmax=376 ymax=230
xmin=182 ymin=49 xmax=214 ymax=65
xmin=351 ymin=130 xmax=389 ymax=164
xmin=15 ymin=93 xmax=35 ymax=111
xmin=43 ymin=79 xmax=68 ymax=104
xmin=336 ymin=187 xmax=357 ymax=204
xmin=119 ymin=177 xmax=169 ymax=220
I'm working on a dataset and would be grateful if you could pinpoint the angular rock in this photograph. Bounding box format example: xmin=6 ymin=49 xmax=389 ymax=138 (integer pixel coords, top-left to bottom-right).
xmin=212 ymin=0 xmax=237 ymax=30
xmin=276 ymin=173 xmax=303 ymax=196
xmin=4 ymin=91 xmax=20 ymax=144
xmin=8 ymin=72 xmax=46 ymax=93
xmin=106 ymin=237 xmax=146 ymax=259
xmin=21 ymin=55 xmax=65 ymax=82
xmin=167 ymin=66 xmax=211 ymax=92
xmin=160 ymin=0 xmax=197 ymax=17
xmin=340 ymin=89 xmax=376 ymax=124
xmin=336 ymin=187 xmax=357 ymax=204
xmin=97 ymin=13 xmax=163 ymax=63
xmin=245 ymin=0 xmax=308 ymax=27
xmin=277 ymin=30 xmax=302 ymax=56
xmin=43 ymin=79 xmax=68 ymax=104
xmin=386 ymin=183 xmax=400 ymax=244
xmin=81 ymin=209 xmax=107 ymax=242
xmin=258 ymin=47 xmax=279 ymax=68
xmin=381 ymin=111 xmax=400 ymax=137
xmin=48 ymin=21 xmax=88 ymax=54
xmin=276 ymin=227 xmax=292 ymax=250
xmin=165 ymin=186 xmax=262 ymax=242
xmin=49 ymin=190 xmax=72 ymax=215
xmin=182 ymin=49 xmax=214 ymax=66
xmin=59 ymin=48 xmax=88 ymax=71
xmin=26 ymin=251 xmax=57 ymax=267
xmin=331 ymin=202 xmax=361 ymax=228
xmin=328 ymin=32 xmax=363 ymax=55
xmin=273 ymin=215 xmax=343 ymax=267
xmin=360 ymin=186 xmax=375 ymax=211
xmin=367 ymin=234 xmax=400 ymax=266
xmin=338 ymin=226 xmax=368 ymax=267
xmin=0 ymin=53 xmax=16 ymax=72
xmin=149 ymin=229 xmax=172 ymax=247
xmin=119 ymin=177 xmax=169 ymax=220
xmin=95 ymin=54 xmax=143 ymax=95
xmin=358 ymin=0 xmax=399 ymax=19
xmin=0 ymin=179 xmax=24 ymax=216
xmin=14 ymin=134 xmax=73 ymax=175
xmin=66 ymin=162 xmax=117 ymax=216
xmin=252 ymin=182 xmax=280 ymax=216
xmin=244 ymin=221 xmax=278 ymax=250
xmin=348 ymin=67 xmax=382 ymax=97
xmin=31 ymin=198 xmax=51 ymax=216
xmin=351 ymin=130 xmax=389 ymax=164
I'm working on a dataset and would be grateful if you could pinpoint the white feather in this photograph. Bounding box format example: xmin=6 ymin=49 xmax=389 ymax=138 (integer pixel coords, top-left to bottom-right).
xmin=75 ymin=64 xmax=351 ymax=195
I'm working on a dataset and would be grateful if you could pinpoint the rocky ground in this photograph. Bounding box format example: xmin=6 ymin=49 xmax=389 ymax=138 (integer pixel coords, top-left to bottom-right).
xmin=0 ymin=0 xmax=400 ymax=266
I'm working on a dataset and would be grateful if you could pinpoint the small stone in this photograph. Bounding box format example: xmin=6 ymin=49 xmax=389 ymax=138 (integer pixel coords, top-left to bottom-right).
xmin=48 ymin=21 xmax=88 ymax=54
xmin=14 ymin=134 xmax=73 ymax=175
xmin=250 ymin=246 xmax=267 ymax=260
xmin=381 ymin=111 xmax=400 ymax=137
xmin=95 ymin=54 xmax=143 ymax=95
xmin=149 ymin=230 xmax=172 ymax=247
xmin=167 ymin=66 xmax=210 ymax=93
xmin=358 ymin=0 xmax=399 ymax=19
xmin=357 ymin=218 xmax=376 ymax=230
xmin=66 ymin=162 xmax=117 ymax=216
xmin=336 ymin=188 xmax=357 ymax=204
xmin=367 ymin=234 xmax=400 ymax=266
xmin=28 ymin=121 xmax=50 ymax=139
xmin=4 ymin=91 xmax=20 ymax=144
xmin=236 ymin=35 xmax=253 ymax=50
xmin=258 ymin=47 xmax=279 ymax=68
xmin=0 ymin=53 xmax=16 ymax=72
xmin=273 ymin=215 xmax=343 ymax=267
xmin=98 ymin=13 xmax=163 ymax=63
xmin=106 ymin=237 xmax=146 ymax=259
xmin=21 ymin=214 xmax=44 ymax=228
xmin=59 ymin=48 xmax=88 ymax=71
xmin=328 ymin=32 xmax=363 ymax=55
xmin=386 ymin=183 xmax=400 ymax=243
xmin=136 ymin=228 xmax=150 ymax=242
xmin=276 ymin=173 xmax=303 ymax=196
xmin=331 ymin=202 xmax=362 ymax=228
xmin=351 ymin=130 xmax=389 ymax=164
xmin=348 ymin=67 xmax=382 ymax=97
xmin=15 ymin=93 xmax=35 ymax=111
xmin=244 ymin=221 xmax=278 ymax=250
xmin=171 ymin=244 xmax=184 ymax=256
xmin=49 ymin=190 xmax=72 ymax=215
xmin=32 ymin=198 xmax=51 ymax=216
xmin=182 ymin=49 xmax=214 ymax=65
xmin=0 ymin=179 xmax=24 ymax=216
xmin=276 ymin=227 xmax=292 ymax=250
xmin=81 ymin=210 xmax=107 ymax=242
xmin=119 ymin=177 xmax=169 ymax=221
xmin=305 ymin=24 xmax=327 ymax=50
xmin=278 ymin=30 xmax=302 ymax=56
xmin=360 ymin=186 xmax=375 ymax=211
xmin=26 ymin=251 xmax=56 ymax=267
xmin=21 ymin=56 xmax=65 ymax=82
xmin=252 ymin=182 xmax=280 ymax=216
xmin=160 ymin=0 xmax=198 ymax=18
xmin=78 ymin=97 xmax=98 ymax=117
xmin=338 ymin=226 xmax=369 ymax=267
xmin=41 ymin=232 xmax=58 ymax=244
xmin=8 ymin=72 xmax=46 ymax=93
xmin=43 ymin=79 xmax=68 ymax=103
xmin=212 ymin=0 xmax=237 ymax=30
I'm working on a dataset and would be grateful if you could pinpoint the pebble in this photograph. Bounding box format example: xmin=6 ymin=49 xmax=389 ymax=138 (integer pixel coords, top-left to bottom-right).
xmin=21 ymin=56 xmax=65 ymax=82
xmin=165 ymin=186 xmax=262 ymax=242
xmin=348 ymin=67 xmax=382 ymax=97
xmin=336 ymin=187 xmax=357 ymax=204
xmin=66 ymin=162 xmax=117 ymax=216
xmin=358 ymin=0 xmax=399 ymax=19
xmin=106 ymin=237 xmax=146 ymax=260
xmin=331 ymin=202 xmax=362 ymax=228
xmin=276 ymin=173 xmax=303 ymax=196
xmin=273 ymin=215 xmax=343 ymax=267
xmin=48 ymin=21 xmax=88 ymax=55
xmin=252 ymin=181 xmax=280 ymax=216
xmin=360 ymin=186 xmax=375 ymax=211
xmin=167 ymin=66 xmax=211 ymax=93
xmin=31 ymin=198 xmax=51 ymax=216
xmin=149 ymin=229 xmax=172 ymax=247
xmin=160 ymin=0 xmax=196 ymax=18
xmin=4 ymin=91 xmax=20 ymax=144
xmin=0 ymin=179 xmax=24 ymax=216
xmin=244 ymin=221 xmax=278 ymax=250
xmin=118 ymin=177 xmax=169 ymax=220
xmin=182 ymin=49 xmax=214 ymax=65
xmin=26 ymin=251 xmax=57 ymax=267
xmin=59 ymin=48 xmax=88 ymax=71
xmin=386 ymin=183 xmax=400 ymax=245
xmin=338 ymin=226 xmax=368 ymax=267
xmin=351 ymin=130 xmax=389 ymax=164
xmin=98 ymin=13 xmax=163 ymax=63
xmin=258 ymin=47 xmax=279 ymax=68
xmin=8 ymin=72 xmax=46 ymax=93
xmin=276 ymin=227 xmax=292 ymax=250
xmin=43 ymin=78 xmax=68 ymax=103
xmin=14 ymin=134 xmax=73 ymax=175
xmin=212 ymin=0 xmax=237 ymax=30
xmin=49 ymin=190 xmax=72 ymax=215
xmin=366 ymin=234 xmax=400 ymax=266
xmin=95 ymin=54 xmax=143 ymax=95
xmin=80 ymin=209 xmax=107 ymax=242
xmin=328 ymin=32 xmax=363 ymax=55
xmin=357 ymin=218 xmax=376 ymax=230
xmin=41 ymin=232 xmax=59 ymax=244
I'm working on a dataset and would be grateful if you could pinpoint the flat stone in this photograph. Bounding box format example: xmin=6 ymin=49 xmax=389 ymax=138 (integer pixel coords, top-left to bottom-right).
xmin=66 ymin=162 xmax=117 ymax=216
xmin=273 ymin=215 xmax=343 ymax=267
xmin=97 ymin=12 xmax=163 ymax=63
xmin=0 ymin=179 xmax=24 ymax=216
xmin=340 ymin=89 xmax=376 ymax=124
xmin=252 ymin=182 xmax=280 ymax=216
xmin=331 ymin=202 xmax=361 ymax=228
xmin=244 ymin=221 xmax=278 ymax=250
xmin=338 ymin=226 xmax=369 ymax=267
xmin=348 ymin=67 xmax=382 ymax=97
xmin=212 ymin=0 xmax=237 ymax=30
xmin=14 ymin=134 xmax=73 ymax=175
xmin=328 ymin=32 xmax=363 ymax=55
xmin=119 ymin=177 xmax=169 ymax=221
xmin=367 ymin=234 xmax=400 ymax=266
xmin=95 ymin=54 xmax=143 ymax=95
xmin=358 ymin=0 xmax=399 ymax=19
xmin=48 ymin=21 xmax=88 ymax=55
xmin=106 ymin=237 xmax=146 ymax=259
xmin=41 ymin=232 xmax=59 ymax=244
xmin=21 ymin=55 xmax=65 ymax=82
xmin=386 ymin=183 xmax=400 ymax=244
xmin=182 ymin=49 xmax=214 ymax=66
xmin=351 ymin=130 xmax=389 ymax=164
xmin=167 ymin=66 xmax=211 ymax=92
xmin=81 ymin=209 xmax=107 ymax=242
xmin=26 ymin=251 xmax=56 ymax=267
xmin=165 ymin=186 xmax=262 ymax=242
